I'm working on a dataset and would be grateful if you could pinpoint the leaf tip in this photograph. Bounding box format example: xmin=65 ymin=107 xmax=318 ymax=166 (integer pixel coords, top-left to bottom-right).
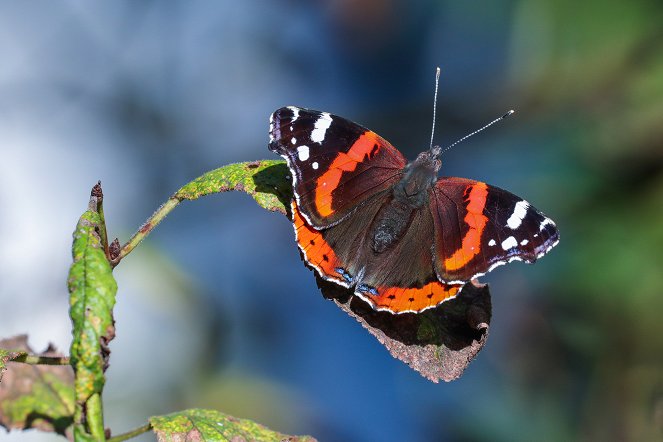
xmin=91 ymin=181 xmax=103 ymax=199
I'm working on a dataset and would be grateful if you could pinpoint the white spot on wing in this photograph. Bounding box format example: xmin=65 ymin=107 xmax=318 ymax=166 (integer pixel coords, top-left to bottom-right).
xmin=501 ymin=236 xmax=518 ymax=250
xmin=506 ymin=200 xmax=529 ymax=229
xmin=297 ymin=145 xmax=310 ymax=161
xmin=269 ymin=118 xmax=275 ymax=142
xmin=520 ymin=239 xmax=529 ymax=245
xmin=488 ymin=239 xmax=496 ymax=246
xmin=291 ymin=137 xmax=297 ymax=144
xmin=287 ymin=106 xmax=300 ymax=121
xmin=312 ymin=161 xmax=319 ymax=170
xmin=311 ymin=113 xmax=332 ymax=143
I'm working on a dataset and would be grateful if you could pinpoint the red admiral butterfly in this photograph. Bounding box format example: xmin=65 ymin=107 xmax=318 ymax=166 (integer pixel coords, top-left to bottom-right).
xmin=269 ymin=105 xmax=559 ymax=314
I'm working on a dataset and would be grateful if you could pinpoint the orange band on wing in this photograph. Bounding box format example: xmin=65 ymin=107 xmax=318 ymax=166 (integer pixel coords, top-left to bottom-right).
xmin=315 ymin=131 xmax=379 ymax=217
xmin=292 ymin=201 xmax=345 ymax=282
xmin=443 ymin=182 xmax=488 ymax=271
xmin=369 ymin=281 xmax=461 ymax=313
xmin=295 ymin=200 xmax=461 ymax=313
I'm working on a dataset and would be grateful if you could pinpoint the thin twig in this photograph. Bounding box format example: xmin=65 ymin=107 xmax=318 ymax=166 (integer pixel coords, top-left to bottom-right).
xmin=112 ymin=196 xmax=181 ymax=267
xmin=107 ymin=423 xmax=153 ymax=442
xmin=14 ymin=354 xmax=71 ymax=365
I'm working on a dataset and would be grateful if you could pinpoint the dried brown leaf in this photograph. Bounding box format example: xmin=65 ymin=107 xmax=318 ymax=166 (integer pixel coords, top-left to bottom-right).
xmin=0 ymin=335 xmax=74 ymax=437
xmin=315 ymin=278 xmax=491 ymax=382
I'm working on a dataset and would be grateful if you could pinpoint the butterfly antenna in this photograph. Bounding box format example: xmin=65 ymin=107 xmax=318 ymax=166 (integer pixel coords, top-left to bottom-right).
xmin=429 ymin=67 xmax=441 ymax=151
xmin=440 ymin=109 xmax=515 ymax=155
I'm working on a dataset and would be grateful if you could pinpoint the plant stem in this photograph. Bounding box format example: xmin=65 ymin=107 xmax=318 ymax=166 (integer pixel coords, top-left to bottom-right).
xmin=107 ymin=423 xmax=152 ymax=442
xmin=86 ymin=393 xmax=106 ymax=441
xmin=15 ymin=354 xmax=71 ymax=365
xmin=113 ymin=196 xmax=181 ymax=266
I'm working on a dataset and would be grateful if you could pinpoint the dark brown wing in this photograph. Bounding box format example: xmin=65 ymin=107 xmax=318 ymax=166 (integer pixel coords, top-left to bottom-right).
xmin=293 ymin=194 xmax=463 ymax=314
xmin=351 ymin=203 xmax=463 ymax=313
xmin=430 ymin=177 xmax=560 ymax=283
xmin=270 ymin=106 xmax=406 ymax=228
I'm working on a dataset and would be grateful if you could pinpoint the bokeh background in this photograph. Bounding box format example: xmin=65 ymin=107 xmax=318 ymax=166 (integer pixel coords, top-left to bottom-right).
xmin=1 ymin=1 xmax=662 ymax=441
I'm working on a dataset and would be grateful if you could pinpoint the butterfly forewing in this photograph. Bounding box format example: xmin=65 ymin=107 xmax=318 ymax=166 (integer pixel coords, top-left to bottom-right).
xmin=270 ymin=106 xmax=406 ymax=228
xmin=431 ymin=178 xmax=560 ymax=282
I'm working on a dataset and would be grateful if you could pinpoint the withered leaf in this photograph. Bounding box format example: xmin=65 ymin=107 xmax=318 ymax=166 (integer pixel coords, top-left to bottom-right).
xmin=315 ymin=277 xmax=491 ymax=382
xmin=0 ymin=335 xmax=74 ymax=437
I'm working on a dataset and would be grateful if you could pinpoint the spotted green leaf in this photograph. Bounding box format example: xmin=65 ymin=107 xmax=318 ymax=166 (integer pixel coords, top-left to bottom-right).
xmin=175 ymin=160 xmax=291 ymax=214
xmin=149 ymin=408 xmax=316 ymax=442
xmin=68 ymin=193 xmax=117 ymax=439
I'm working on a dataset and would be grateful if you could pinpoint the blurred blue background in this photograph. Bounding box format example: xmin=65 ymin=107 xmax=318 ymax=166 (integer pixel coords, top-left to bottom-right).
xmin=1 ymin=1 xmax=662 ymax=441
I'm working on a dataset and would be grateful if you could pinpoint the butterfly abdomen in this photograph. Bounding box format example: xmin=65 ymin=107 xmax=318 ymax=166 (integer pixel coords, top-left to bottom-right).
xmin=371 ymin=199 xmax=413 ymax=253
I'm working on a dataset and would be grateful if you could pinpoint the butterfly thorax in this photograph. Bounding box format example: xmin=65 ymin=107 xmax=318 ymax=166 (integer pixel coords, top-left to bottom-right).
xmin=370 ymin=149 xmax=441 ymax=253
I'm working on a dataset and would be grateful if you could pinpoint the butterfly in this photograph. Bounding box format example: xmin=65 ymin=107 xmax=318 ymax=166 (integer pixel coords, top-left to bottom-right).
xmin=269 ymin=106 xmax=559 ymax=314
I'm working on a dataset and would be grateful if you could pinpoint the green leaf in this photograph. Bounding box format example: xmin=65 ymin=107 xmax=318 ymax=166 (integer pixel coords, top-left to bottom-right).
xmin=149 ymin=409 xmax=316 ymax=442
xmin=115 ymin=161 xmax=292 ymax=263
xmin=0 ymin=335 xmax=74 ymax=437
xmin=68 ymin=190 xmax=117 ymax=439
xmin=175 ymin=160 xmax=291 ymax=214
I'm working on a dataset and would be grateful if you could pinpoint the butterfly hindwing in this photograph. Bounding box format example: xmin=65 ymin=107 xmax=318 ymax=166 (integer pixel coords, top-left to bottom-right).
xmin=291 ymin=190 xmax=390 ymax=288
xmin=350 ymin=203 xmax=463 ymax=313
xmin=270 ymin=106 xmax=406 ymax=228
xmin=293 ymin=196 xmax=463 ymax=314
xmin=430 ymin=177 xmax=560 ymax=282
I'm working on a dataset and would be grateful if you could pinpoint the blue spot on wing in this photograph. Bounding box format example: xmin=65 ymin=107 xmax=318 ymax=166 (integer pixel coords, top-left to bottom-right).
xmin=335 ymin=267 xmax=353 ymax=283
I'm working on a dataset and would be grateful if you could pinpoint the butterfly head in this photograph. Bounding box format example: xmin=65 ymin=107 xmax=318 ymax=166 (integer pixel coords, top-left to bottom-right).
xmin=429 ymin=145 xmax=442 ymax=160
xmin=396 ymin=147 xmax=442 ymax=202
xmin=412 ymin=146 xmax=442 ymax=174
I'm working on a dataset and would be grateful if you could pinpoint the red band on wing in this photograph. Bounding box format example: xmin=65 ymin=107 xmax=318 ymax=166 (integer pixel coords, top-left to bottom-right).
xmin=368 ymin=281 xmax=461 ymax=313
xmin=314 ymin=131 xmax=379 ymax=217
xmin=292 ymin=201 xmax=346 ymax=283
xmin=443 ymin=182 xmax=489 ymax=271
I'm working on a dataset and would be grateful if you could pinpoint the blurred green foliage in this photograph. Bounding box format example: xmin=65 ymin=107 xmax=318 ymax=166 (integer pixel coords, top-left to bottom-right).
xmin=480 ymin=0 xmax=663 ymax=440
